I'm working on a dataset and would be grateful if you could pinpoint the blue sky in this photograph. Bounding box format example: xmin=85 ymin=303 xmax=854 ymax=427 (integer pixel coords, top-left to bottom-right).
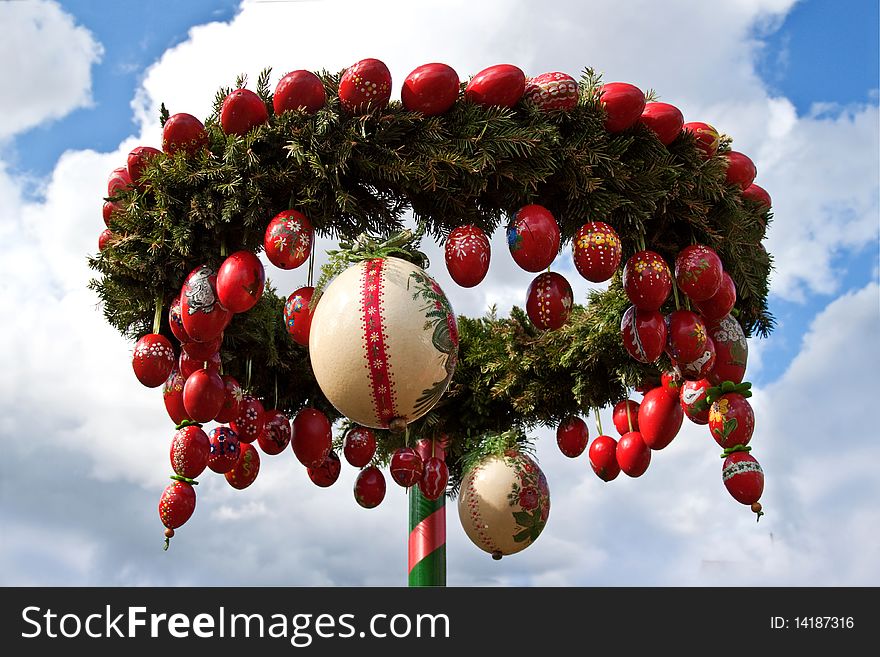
xmin=0 ymin=0 xmax=878 ymax=587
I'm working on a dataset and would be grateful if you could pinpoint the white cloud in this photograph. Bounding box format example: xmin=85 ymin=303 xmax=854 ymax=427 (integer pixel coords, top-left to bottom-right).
xmin=0 ymin=0 xmax=103 ymax=142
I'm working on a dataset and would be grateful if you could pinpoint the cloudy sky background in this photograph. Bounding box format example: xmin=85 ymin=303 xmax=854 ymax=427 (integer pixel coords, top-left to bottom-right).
xmin=0 ymin=0 xmax=877 ymax=586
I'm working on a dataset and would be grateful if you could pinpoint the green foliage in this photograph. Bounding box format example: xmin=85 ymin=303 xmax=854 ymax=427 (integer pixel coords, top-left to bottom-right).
xmin=89 ymin=66 xmax=774 ymax=491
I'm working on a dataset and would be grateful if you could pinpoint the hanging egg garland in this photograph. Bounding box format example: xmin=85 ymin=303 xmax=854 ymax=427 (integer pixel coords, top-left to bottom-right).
xmin=589 ymin=434 xmax=621 ymax=482
xmin=169 ymin=425 xmax=210 ymax=480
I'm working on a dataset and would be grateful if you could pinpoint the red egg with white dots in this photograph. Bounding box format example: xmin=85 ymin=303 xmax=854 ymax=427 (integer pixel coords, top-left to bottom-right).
xmin=623 ymin=250 xmax=672 ymax=310
xmin=132 ymin=333 xmax=175 ymax=388
xmin=338 ymin=58 xmax=392 ymax=114
xmin=526 ymin=272 xmax=573 ymax=331
xmin=169 ymin=425 xmax=210 ymax=479
xmin=524 ymin=72 xmax=579 ymax=112
xmin=572 ymin=221 xmax=622 ymax=282
xmin=283 ymin=286 xmax=316 ymax=347
xmin=230 ymin=394 xmax=265 ymax=444
xmin=207 ymin=426 xmax=241 ymax=474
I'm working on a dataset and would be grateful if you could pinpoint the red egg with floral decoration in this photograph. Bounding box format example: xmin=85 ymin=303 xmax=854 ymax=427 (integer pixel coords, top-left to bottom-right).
xmin=339 ymin=58 xmax=392 ymax=114
xmin=220 ymin=88 xmax=268 ymax=136
xmin=620 ymin=305 xmax=667 ymax=363
xmin=308 ymin=450 xmax=342 ymax=487
xmin=230 ymin=394 xmax=265 ymax=444
xmin=225 ymin=442 xmax=260 ymax=490
xmin=291 ymin=407 xmax=332 ymax=468
xmin=401 ymin=63 xmax=459 ymax=116
xmin=264 ymin=209 xmax=313 ymax=270
xmin=680 ymin=379 xmax=712 ymax=425
xmin=162 ymin=112 xmax=208 ymax=157
xmin=572 ymin=221 xmax=622 ymax=282
xmin=257 ymin=409 xmax=292 ymax=456
xmin=706 ymin=314 xmax=749 ymax=385
xmin=616 ymin=431 xmax=651 ymax=477
xmin=465 ymin=64 xmax=525 ymax=108
xmin=612 ymin=400 xmax=640 ymax=435
xmin=556 ymin=416 xmax=589 ymax=458
xmin=390 ymin=447 xmax=424 ymax=488
xmin=343 ymin=425 xmax=377 ymax=468
xmin=722 ymin=451 xmax=764 ymax=506
xmin=623 ymin=250 xmax=671 ymax=310
xmin=682 ymin=122 xmax=720 ymax=158
xmin=675 ymin=244 xmax=723 ymax=302
xmin=283 ymin=285 xmax=316 ymax=347
xmin=158 ymin=480 xmax=196 ymax=530
xmin=180 ymin=265 xmax=231 ymax=343
xmin=163 ymin=369 xmax=189 ymax=425
xmin=693 ymin=272 xmax=737 ymax=321
xmin=445 ymin=225 xmax=490 ymax=288
xmin=640 ymin=102 xmax=684 ymax=145
xmin=665 ymin=309 xmax=709 ymax=363
xmin=207 ymin=426 xmax=240 ymax=474
xmin=524 ymin=72 xmax=579 ymax=112
xmin=638 ymin=387 xmax=684 ymax=450
xmin=274 ymin=70 xmax=326 ymax=115
xmin=354 ymin=466 xmax=386 ymax=509
xmin=709 ymin=391 xmax=755 ymax=449
xmin=589 ymin=435 xmax=621 ymax=481
xmin=419 ymin=456 xmax=448 ymax=501
xmin=507 ymin=204 xmax=560 ymax=272
xmin=724 ymin=151 xmax=757 ymax=189
xmin=676 ymin=335 xmax=716 ymax=381
xmin=526 ymin=271 xmax=573 ymax=331
xmin=169 ymin=425 xmax=210 ymax=479
xmin=216 ymin=250 xmax=265 ymax=314
xmin=598 ymin=82 xmax=645 ymax=133
xmin=132 ymin=333 xmax=175 ymax=388
xmin=178 ymin=349 xmax=221 ymax=381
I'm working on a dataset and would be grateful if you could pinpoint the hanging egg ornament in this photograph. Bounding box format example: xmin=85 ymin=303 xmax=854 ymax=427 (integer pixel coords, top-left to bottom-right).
xmin=676 ymin=335 xmax=717 ymax=381
xmin=680 ymin=379 xmax=712 ymax=425
xmin=182 ymin=368 xmax=226 ymax=423
xmin=216 ymin=250 xmax=265 ymax=314
xmin=623 ymin=250 xmax=672 ymax=310
xmin=682 ymin=122 xmax=720 ymax=158
xmin=589 ymin=435 xmax=621 ymax=481
xmin=163 ymin=369 xmax=189 ymax=425
xmin=207 ymin=426 xmax=241 ymax=474
xmin=158 ymin=480 xmax=196 ymax=532
xmin=616 ymin=431 xmax=651 ymax=477
xmin=274 ymin=70 xmax=326 ymax=115
xmin=556 ymin=416 xmax=589 ymax=458
xmin=612 ymin=400 xmax=640 ymax=435
xmin=709 ymin=392 xmax=755 ymax=449
xmin=722 ymin=451 xmax=764 ymax=511
xmin=225 ymin=442 xmax=260 ymax=490
xmin=178 ymin=349 xmax=221 ymax=381
xmin=264 ymin=209 xmax=313 ymax=270
xmin=661 ymin=369 xmax=683 ymax=395
xmin=126 ymin=146 xmax=161 ymax=186
xmin=220 ymin=88 xmax=268 ymax=136
xmin=507 ymin=204 xmax=561 ymax=272
xmin=639 ymin=102 xmax=684 ymax=145
xmin=401 ymin=62 xmax=459 ymax=116
xmin=458 ymin=452 xmax=550 ymax=559
xmin=338 ymin=58 xmax=392 ymax=114
xmin=444 ymin=225 xmax=491 ymax=288
xmin=308 ymin=450 xmax=342 ymax=488
xmin=620 ymin=305 xmax=667 ymax=363
xmin=523 ymin=72 xmax=579 ymax=112
xmin=162 ymin=112 xmax=208 ymax=157
xmin=343 ymin=425 xmax=377 ymax=468
xmin=132 ymin=333 xmax=175 ymax=388
xmin=230 ymin=394 xmax=265 ymax=444
xmin=675 ymin=244 xmax=724 ymax=302
xmin=354 ymin=466 xmax=387 ymax=509
xmin=257 ymin=409 xmax=292 ymax=456
xmin=525 ymin=272 xmax=573 ymax=331
xmin=419 ymin=457 xmax=449 ymax=501
xmin=598 ymin=82 xmax=646 ymax=133
xmin=416 ymin=436 xmax=448 ymax=462
xmin=170 ymin=425 xmax=210 ymax=479
xmin=724 ymin=151 xmax=757 ymax=189
xmin=309 ymin=257 xmax=458 ymax=429
xmin=665 ymin=309 xmax=709 ymax=364
xmin=638 ymin=387 xmax=684 ymax=450
xmin=168 ymin=295 xmax=190 ymax=343
xmin=742 ymin=183 xmax=772 ymax=209
xmin=464 ymin=64 xmax=526 ymax=108
xmin=706 ymin=314 xmax=749 ymax=385
xmin=693 ymin=272 xmax=737 ymax=321
xmin=180 ymin=265 xmax=231 ymax=343
xmin=180 ymin=333 xmax=223 ymax=361
xmin=291 ymin=407 xmax=332 ymax=468
xmin=390 ymin=447 xmax=424 ymax=488
xmin=283 ymin=286 xmax=316 ymax=347
xmin=572 ymin=221 xmax=622 ymax=282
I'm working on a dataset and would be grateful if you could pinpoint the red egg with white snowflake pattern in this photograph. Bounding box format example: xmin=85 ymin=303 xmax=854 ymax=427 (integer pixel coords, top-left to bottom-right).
xmin=107 ymin=166 xmax=131 ymax=197
xmin=556 ymin=416 xmax=589 ymax=458
xmin=589 ymin=435 xmax=620 ymax=481
xmin=162 ymin=113 xmax=208 ymax=157
xmin=526 ymin=272 xmax=573 ymax=331
xmin=419 ymin=456 xmax=448 ymax=501
xmin=616 ymin=431 xmax=651 ymax=477
xmin=620 ymin=305 xmax=667 ymax=363
xmin=390 ymin=447 xmax=424 ymax=488
xmin=445 ymin=225 xmax=490 ymax=288
xmin=214 ymin=375 xmax=243 ymax=424
xmin=207 ymin=426 xmax=240 ymax=474
xmin=722 ymin=451 xmax=763 ymax=506
xmin=640 ymin=102 xmax=684 ymax=145
xmin=169 ymin=425 xmax=210 ymax=479
xmin=709 ymin=392 xmax=755 ymax=449
xmin=291 ymin=407 xmax=332 ymax=468
xmin=572 ymin=221 xmax=622 ymax=282
xmin=675 ymin=335 xmax=716 ymax=381
xmin=675 ymin=244 xmax=724 ymax=302
xmin=354 ymin=466 xmax=386 ymax=509
xmin=180 ymin=265 xmax=231 ymax=343
xmin=225 ymin=442 xmax=260 ymax=490
xmin=343 ymin=426 xmax=377 ymax=468
xmin=682 ymin=122 xmax=720 ymax=159
xmin=623 ymin=250 xmax=672 ymax=310
xmin=182 ymin=368 xmax=225 ymax=423
xmin=524 ymin=72 xmax=578 ymax=112
xmin=706 ymin=314 xmax=749 ymax=385
xmin=178 ymin=349 xmax=220 ymax=381
xmin=724 ymin=151 xmax=757 ymax=190
xmin=598 ymin=82 xmax=645 ymax=133
xmin=158 ymin=480 xmax=196 ymax=530
xmin=693 ymin=271 xmax=737 ymax=321
xmin=338 ymin=58 xmax=392 ymax=114
xmin=132 ymin=333 xmax=175 ymax=388
xmin=216 ymin=250 xmax=265 ymax=314
xmin=283 ymin=286 xmax=316 ymax=347
xmin=665 ymin=309 xmax=709 ymax=364
xmin=612 ymin=400 xmax=640 ymax=435
xmin=464 ymin=64 xmax=525 ymax=108
xmin=401 ymin=63 xmax=459 ymax=116
xmin=230 ymin=394 xmax=265 ymax=444
xmin=308 ymin=450 xmax=342 ymax=488
xmin=507 ymin=204 xmax=561 ymax=272
xmin=163 ymin=369 xmax=189 ymax=425
xmin=274 ymin=70 xmax=326 ymax=115
xmin=168 ymin=295 xmax=190 ymax=343
xmin=680 ymin=379 xmax=711 ymax=425
xmin=256 ymin=409 xmax=292 ymax=456
xmin=264 ymin=210 xmax=313 ymax=270
xmin=742 ymin=183 xmax=772 ymax=209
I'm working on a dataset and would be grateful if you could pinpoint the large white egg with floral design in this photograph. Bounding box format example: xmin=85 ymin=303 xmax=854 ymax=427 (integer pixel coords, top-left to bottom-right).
xmin=308 ymin=257 xmax=458 ymax=429
xmin=458 ymin=451 xmax=550 ymax=559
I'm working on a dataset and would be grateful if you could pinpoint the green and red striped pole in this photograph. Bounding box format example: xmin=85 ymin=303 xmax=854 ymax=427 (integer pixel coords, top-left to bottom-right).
xmin=408 ymin=485 xmax=446 ymax=586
